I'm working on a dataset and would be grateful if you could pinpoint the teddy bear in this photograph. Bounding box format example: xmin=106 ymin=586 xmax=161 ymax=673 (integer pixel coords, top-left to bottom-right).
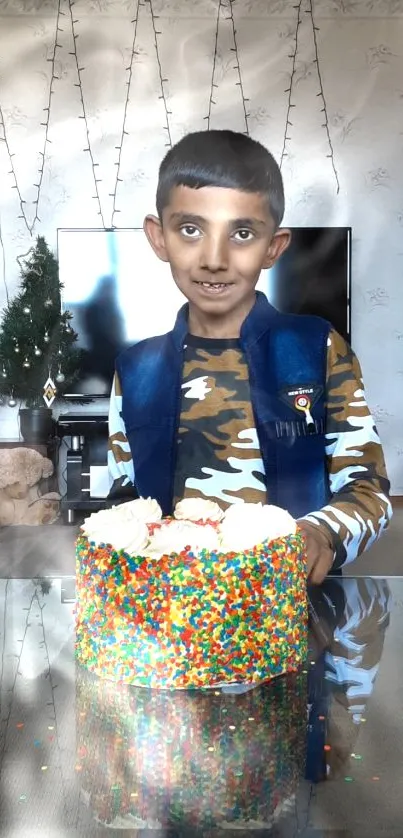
xmin=0 ymin=447 xmax=60 ymax=526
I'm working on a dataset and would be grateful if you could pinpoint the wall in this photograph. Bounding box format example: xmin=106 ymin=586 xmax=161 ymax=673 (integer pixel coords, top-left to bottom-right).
xmin=0 ymin=0 xmax=402 ymax=492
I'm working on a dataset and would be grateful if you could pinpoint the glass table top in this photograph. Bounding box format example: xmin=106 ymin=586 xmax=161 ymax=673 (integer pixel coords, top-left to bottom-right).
xmin=0 ymin=575 xmax=402 ymax=837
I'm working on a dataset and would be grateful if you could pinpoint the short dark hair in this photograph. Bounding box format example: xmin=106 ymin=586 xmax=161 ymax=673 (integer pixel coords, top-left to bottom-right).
xmin=156 ymin=129 xmax=285 ymax=228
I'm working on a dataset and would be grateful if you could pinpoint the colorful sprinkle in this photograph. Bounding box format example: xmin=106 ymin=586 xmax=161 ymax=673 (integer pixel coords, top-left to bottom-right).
xmin=75 ymin=525 xmax=307 ymax=689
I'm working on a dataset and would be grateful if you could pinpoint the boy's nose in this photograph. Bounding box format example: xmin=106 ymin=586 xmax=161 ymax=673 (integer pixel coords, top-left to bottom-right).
xmin=199 ymin=236 xmax=229 ymax=272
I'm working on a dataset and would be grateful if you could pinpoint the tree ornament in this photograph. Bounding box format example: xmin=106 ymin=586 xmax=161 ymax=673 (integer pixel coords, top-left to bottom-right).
xmin=43 ymin=374 xmax=57 ymax=408
xmin=8 ymin=397 xmax=16 ymax=408
xmin=34 ymin=345 xmax=42 ymax=356
xmin=56 ymin=366 xmax=65 ymax=383
xmin=44 ymin=298 xmax=52 ymax=307
xmin=14 ymin=343 xmax=20 ymax=354
xmin=44 ymin=330 xmax=50 ymax=343
xmin=1 ymin=366 xmax=6 ymax=378
xmin=23 ymin=306 xmax=31 ymax=315
xmin=23 ymin=357 xmax=31 ymax=369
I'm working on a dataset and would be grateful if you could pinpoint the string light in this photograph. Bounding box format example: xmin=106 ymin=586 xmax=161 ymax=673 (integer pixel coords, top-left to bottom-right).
xmin=226 ymin=0 xmax=249 ymax=136
xmin=0 ymin=214 xmax=8 ymax=304
xmin=148 ymin=0 xmax=172 ymax=148
xmin=0 ymin=0 xmax=63 ymax=236
xmin=0 ymin=102 xmax=30 ymax=234
xmin=280 ymin=0 xmax=340 ymax=193
xmin=68 ymin=0 xmax=106 ymax=227
xmin=205 ymin=0 xmax=221 ymax=129
xmin=32 ymin=0 xmax=64 ymax=230
xmin=280 ymin=0 xmax=303 ymax=168
xmin=308 ymin=0 xmax=340 ymax=193
xmin=110 ymin=0 xmax=140 ymax=228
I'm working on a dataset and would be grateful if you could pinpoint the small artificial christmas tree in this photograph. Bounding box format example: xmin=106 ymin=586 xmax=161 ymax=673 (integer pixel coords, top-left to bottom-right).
xmin=0 ymin=236 xmax=82 ymax=408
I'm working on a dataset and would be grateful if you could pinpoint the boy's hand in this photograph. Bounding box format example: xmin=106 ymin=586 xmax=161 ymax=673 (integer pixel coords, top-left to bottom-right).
xmin=297 ymin=520 xmax=334 ymax=584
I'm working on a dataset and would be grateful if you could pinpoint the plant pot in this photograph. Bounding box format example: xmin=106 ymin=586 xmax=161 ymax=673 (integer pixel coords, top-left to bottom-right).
xmin=19 ymin=407 xmax=54 ymax=443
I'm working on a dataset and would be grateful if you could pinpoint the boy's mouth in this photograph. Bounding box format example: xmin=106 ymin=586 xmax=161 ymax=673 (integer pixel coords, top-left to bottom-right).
xmin=193 ymin=280 xmax=234 ymax=295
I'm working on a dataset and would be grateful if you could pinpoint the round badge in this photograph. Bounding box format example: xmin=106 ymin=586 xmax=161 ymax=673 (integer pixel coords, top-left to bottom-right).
xmin=295 ymin=394 xmax=311 ymax=411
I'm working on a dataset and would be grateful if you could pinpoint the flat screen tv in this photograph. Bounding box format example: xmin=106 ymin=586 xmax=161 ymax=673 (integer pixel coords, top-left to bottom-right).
xmin=58 ymin=226 xmax=351 ymax=399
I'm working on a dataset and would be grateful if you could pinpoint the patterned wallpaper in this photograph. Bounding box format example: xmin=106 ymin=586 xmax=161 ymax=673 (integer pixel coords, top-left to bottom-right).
xmin=0 ymin=0 xmax=402 ymax=492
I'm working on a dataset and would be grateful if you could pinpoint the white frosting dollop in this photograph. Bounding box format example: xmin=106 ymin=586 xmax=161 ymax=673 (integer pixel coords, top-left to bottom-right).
xmin=83 ymin=517 xmax=149 ymax=555
xmin=174 ymin=497 xmax=224 ymax=523
xmin=218 ymin=503 xmax=296 ymax=552
xmin=115 ymin=497 xmax=163 ymax=524
xmin=81 ymin=498 xmax=162 ymax=550
xmin=148 ymin=520 xmax=220 ymax=558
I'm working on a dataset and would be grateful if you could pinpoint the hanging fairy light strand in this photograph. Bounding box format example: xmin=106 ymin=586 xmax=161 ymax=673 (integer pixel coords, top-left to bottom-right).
xmin=34 ymin=586 xmax=68 ymax=805
xmin=226 ymin=0 xmax=249 ymax=136
xmin=68 ymin=0 xmax=106 ymax=227
xmin=148 ymin=0 xmax=172 ymax=148
xmin=0 ymin=215 xmax=8 ymax=304
xmin=110 ymin=0 xmax=140 ymax=229
xmin=0 ymin=1 xmax=63 ymax=237
xmin=0 ymin=102 xmax=30 ymax=234
xmin=0 ymin=588 xmax=36 ymax=754
xmin=280 ymin=0 xmax=303 ymax=168
xmin=205 ymin=0 xmax=221 ymax=130
xmin=32 ymin=0 xmax=64 ymax=230
xmin=308 ymin=0 xmax=340 ymax=193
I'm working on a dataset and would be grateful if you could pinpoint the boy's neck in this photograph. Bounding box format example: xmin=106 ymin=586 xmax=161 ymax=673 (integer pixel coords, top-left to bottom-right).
xmin=187 ymin=295 xmax=256 ymax=340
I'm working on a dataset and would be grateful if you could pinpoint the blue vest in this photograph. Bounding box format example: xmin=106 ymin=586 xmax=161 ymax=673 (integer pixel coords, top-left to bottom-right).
xmin=116 ymin=292 xmax=331 ymax=518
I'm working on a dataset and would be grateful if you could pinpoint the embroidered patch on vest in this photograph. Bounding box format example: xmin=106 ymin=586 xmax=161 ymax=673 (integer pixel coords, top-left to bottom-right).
xmin=279 ymin=384 xmax=324 ymax=435
xmin=279 ymin=384 xmax=323 ymax=414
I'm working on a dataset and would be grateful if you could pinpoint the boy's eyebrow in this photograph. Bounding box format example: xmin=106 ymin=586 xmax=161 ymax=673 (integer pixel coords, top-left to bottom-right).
xmin=168 ymin=212 xmax=268 ymax=229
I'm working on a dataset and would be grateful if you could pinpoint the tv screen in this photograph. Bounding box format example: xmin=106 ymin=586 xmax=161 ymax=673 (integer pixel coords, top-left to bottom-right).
xmin=58 ymin=226 xmax=351 ymax=399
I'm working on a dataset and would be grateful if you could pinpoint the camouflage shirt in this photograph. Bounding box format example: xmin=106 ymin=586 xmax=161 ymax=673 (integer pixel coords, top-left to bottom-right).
xmin=108 ymin=329 xmax=392 ymax=568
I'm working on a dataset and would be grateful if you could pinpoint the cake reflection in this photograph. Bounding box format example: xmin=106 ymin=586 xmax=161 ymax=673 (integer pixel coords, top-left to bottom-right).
xmin=75 ymin=668 xmax=306 ymax=830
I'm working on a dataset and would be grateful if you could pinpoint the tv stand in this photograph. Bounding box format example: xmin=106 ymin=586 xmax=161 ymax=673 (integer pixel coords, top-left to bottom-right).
xmin=57 ymin=413 xmax=111 ymax=524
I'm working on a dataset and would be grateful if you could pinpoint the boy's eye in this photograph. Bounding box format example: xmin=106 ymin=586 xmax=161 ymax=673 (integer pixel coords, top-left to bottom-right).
xmin=233 ymin=229 xmax=254 ymax=242
xmin=180 ymin=225 xmax=201 ymax=238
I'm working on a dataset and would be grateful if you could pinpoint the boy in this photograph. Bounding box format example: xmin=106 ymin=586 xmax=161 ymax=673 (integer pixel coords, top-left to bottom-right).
xmin=108 ymin=129 xmax=392 ymax=584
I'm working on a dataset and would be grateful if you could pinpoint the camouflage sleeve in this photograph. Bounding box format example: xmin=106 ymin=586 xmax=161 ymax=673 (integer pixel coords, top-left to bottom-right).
xmin=108 ymin=372 xmax=135 ymax=493
xmin=302 ymin=329 xmax=392 ymax=568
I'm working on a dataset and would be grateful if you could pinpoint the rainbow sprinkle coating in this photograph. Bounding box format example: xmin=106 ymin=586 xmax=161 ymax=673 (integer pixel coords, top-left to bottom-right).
xmin=75 ymin=526 xmax=307 ymax=688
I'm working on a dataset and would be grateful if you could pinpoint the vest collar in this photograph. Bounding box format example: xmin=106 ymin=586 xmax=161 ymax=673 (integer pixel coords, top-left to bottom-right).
xmin=171 ymin=291 xmax=280 ymax=351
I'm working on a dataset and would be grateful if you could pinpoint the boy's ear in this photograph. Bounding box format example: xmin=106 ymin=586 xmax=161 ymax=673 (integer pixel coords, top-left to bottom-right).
xmin=262 ymin=228 xmax=291 ymax=269
xmin=143 ymin=214 xmax=169 ymax=263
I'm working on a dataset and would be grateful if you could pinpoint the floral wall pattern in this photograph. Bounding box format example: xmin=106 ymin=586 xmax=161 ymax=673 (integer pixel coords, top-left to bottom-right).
xmin=0 ymin=0 xmax=402 ymax=492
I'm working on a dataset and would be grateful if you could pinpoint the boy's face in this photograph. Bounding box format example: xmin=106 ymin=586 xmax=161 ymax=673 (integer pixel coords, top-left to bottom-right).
xmin=144 ymin=185 xmax=290 ymax=322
